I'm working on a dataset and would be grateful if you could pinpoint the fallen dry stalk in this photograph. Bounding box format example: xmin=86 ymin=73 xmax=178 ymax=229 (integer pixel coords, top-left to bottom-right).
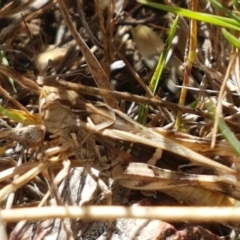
xmin=43 ymin=78 xmax=207 ymax=117
xmin=1 ymin=206 xmax=240 ymax=222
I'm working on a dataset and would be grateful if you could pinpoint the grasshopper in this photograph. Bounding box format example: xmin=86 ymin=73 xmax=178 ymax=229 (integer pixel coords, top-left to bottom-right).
xmin=39 ymin=84 xmax=240 ymax=229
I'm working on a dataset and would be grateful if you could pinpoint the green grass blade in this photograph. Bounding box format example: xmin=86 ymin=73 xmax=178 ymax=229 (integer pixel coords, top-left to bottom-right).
xmin=221 ymin=28 xmax=240 ymax=48
xmin=138 ymin=1 xmax=240 ymax=30
xmin=150 ymin=15 xmax=180 ymax=95
xmin=137 ymin=15 xmax=180 ymax=124
xmin=207 ymin=0 xmax=240 ymax=23
xmin=0 ymin=50 xmax=17 ymax=92
xmin=205 ymin=99 xmax=240 ymax=156
xmin=0 ymin=104 xmax=41 ymax=125
xmin=233 ymin=0 xmax=239 ymax=9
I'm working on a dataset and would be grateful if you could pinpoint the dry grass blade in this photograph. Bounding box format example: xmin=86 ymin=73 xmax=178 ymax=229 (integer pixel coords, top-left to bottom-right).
xmin=0 ymin=162 xmax=41 ymax=183
xmin=115 ymin=48 xmax=154 ymax=95
xmin=39 ymin=159 xmax=71 ymax=207
xmin=57 ymin=0 xmax=118 ymax=108
xmin=0 ymin=18 xmax=22 ymax=44
xmin=0 ymin=65 xmax=40 ymax=94
xmin=0 ymin=84 xmax=29 ymax=113
xmin=112 ymin=162 xmax=240 ymax=201
xmin=175 ymin=0 xmax=198 ymax=128
xmin=212 ymin=52 xmax=238 ymax=148
xmin=0 ymin=161 xmax=50 ymax=202
xmin=97 ymin=127 xmax=235 ymax=174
